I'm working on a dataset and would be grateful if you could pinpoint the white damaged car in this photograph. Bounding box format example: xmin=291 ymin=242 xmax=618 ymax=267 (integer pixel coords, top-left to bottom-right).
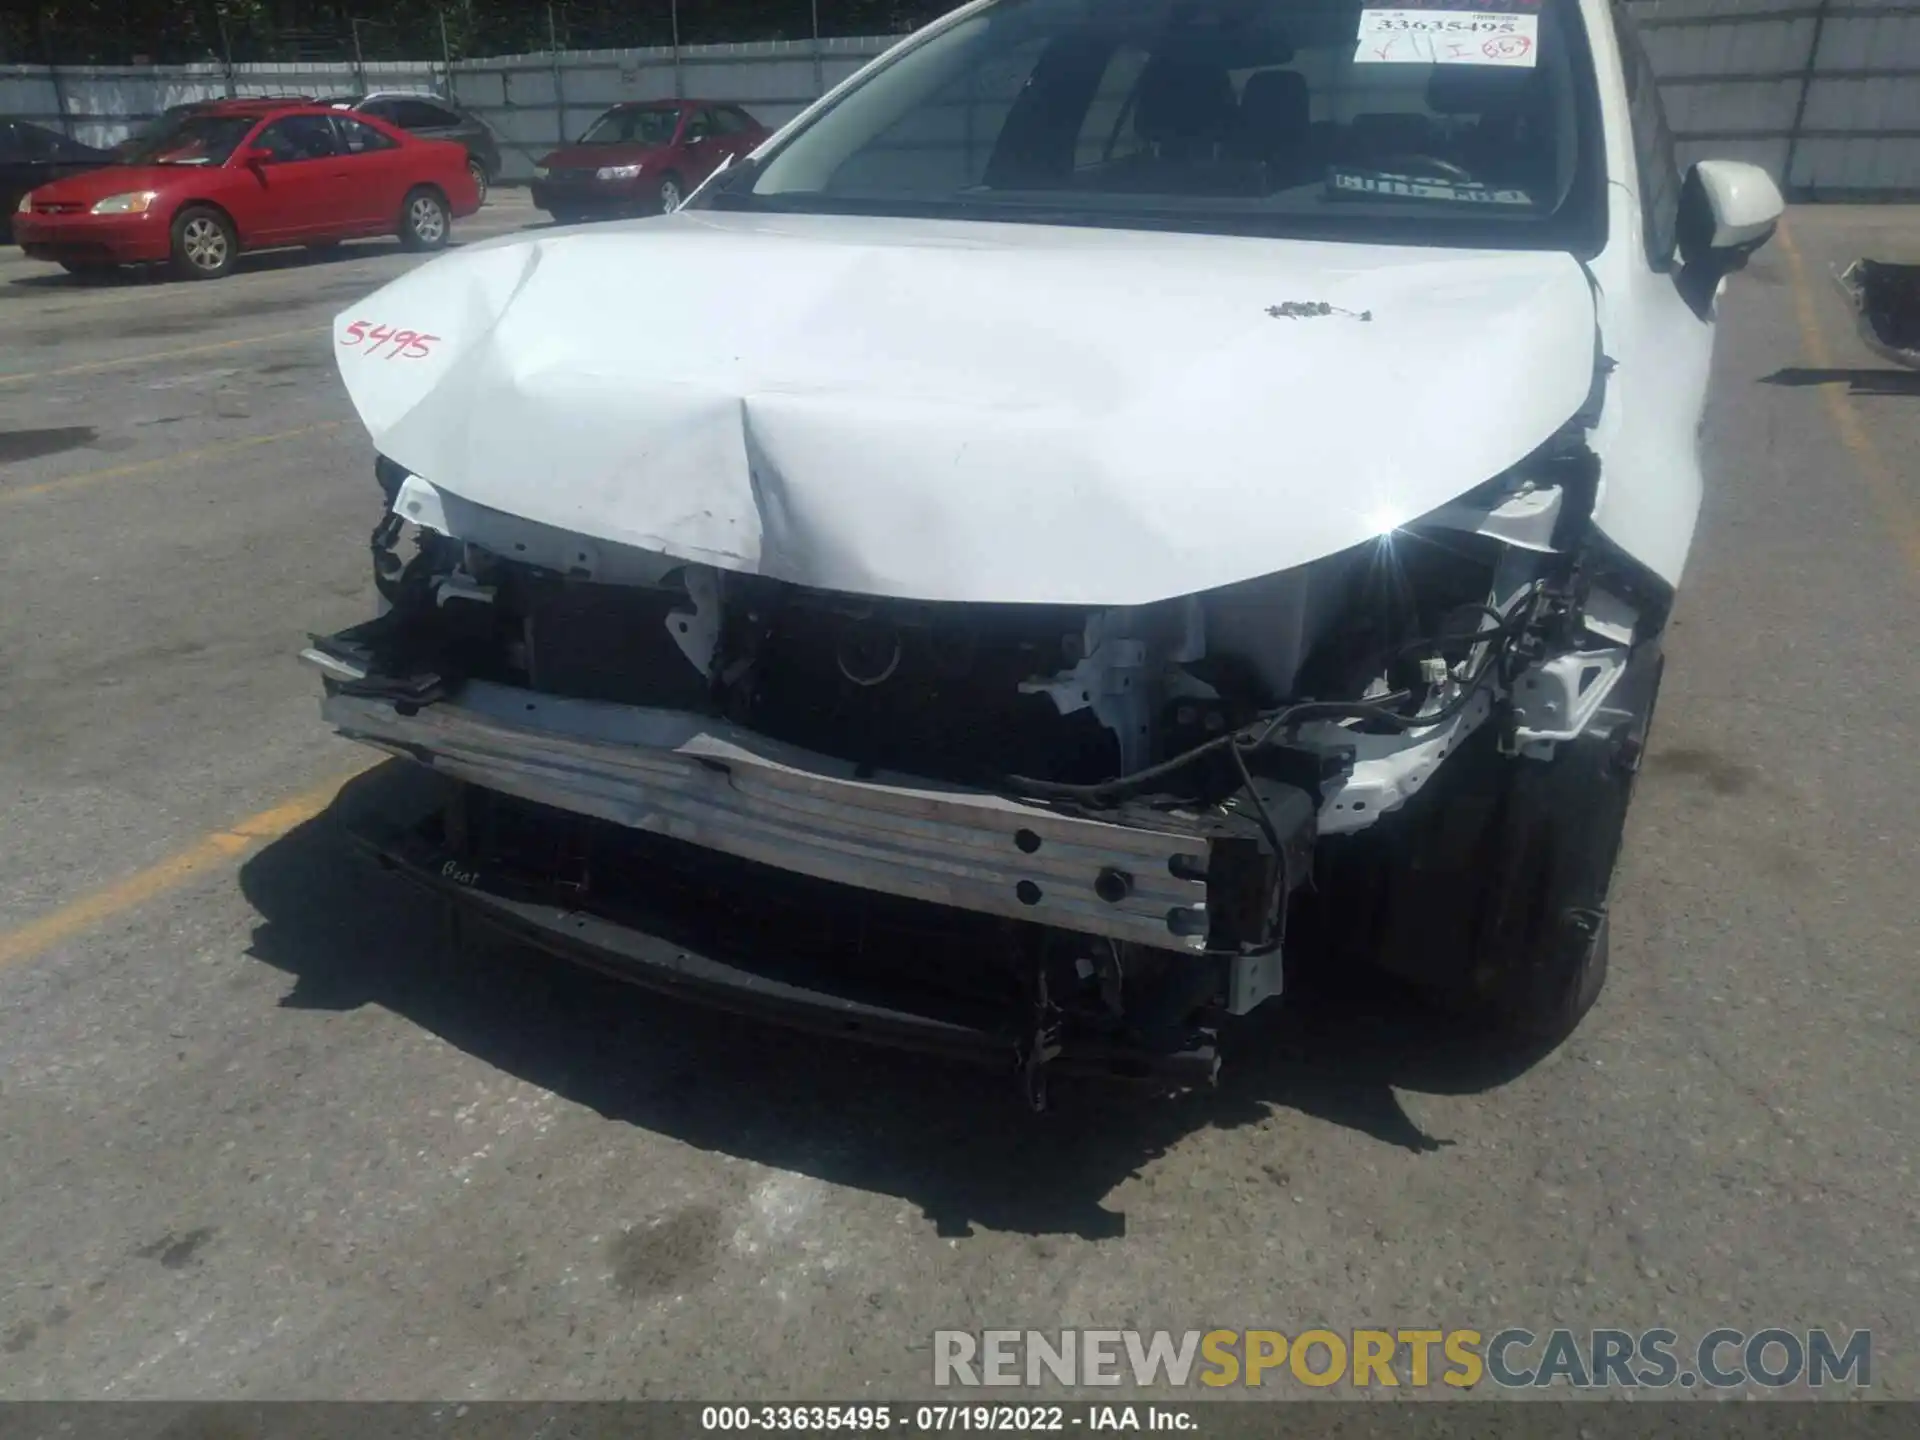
xmin=306 ymin=0 xmax=1782 ymax=1105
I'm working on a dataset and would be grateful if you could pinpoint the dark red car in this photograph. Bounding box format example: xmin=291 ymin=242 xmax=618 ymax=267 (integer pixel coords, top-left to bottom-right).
xmin=530 ymin=100 xmax=769 ymax=222
xmin=13 ymin=100 xmax=480 ymax=280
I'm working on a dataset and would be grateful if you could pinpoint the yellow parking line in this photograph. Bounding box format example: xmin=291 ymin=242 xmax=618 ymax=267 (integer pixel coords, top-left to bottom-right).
xmin=1 ymin=421 xmax=343 ymax=504
xmin=0 ymin=766 xmax=370 ymax=972
xmin=1776 ymin=217 xmax=1920 ymax=577
xmin=0 ymin=326 xmax=326 ymax=387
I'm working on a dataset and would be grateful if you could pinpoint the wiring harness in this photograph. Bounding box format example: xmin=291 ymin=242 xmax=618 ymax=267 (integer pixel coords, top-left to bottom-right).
xmin=1002 ymin=583 xmax=1550 ymax=855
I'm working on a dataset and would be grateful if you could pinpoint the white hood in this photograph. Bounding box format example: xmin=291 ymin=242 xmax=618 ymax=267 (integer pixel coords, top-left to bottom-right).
xmin=335 ymin=210 xmax=1598 ymax=607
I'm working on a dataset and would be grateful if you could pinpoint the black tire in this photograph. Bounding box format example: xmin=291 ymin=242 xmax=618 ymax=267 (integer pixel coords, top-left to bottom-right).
xmin=1476 ymin=757 xmax=1621 ymax=1045
xmin=467 ymin=158 xmax=490 ymax=207
xmin=169 ymin=204 xmax=236 ymax=280
xmin=657 ymin=172 xmax=684 ymax=214
xmin=400 ymin=186 xmax=450 ymax=252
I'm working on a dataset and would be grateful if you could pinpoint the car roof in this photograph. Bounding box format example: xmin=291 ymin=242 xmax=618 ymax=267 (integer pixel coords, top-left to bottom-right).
xmin=336 ymin=91 xmax=463 ymax=108
xmin=187 ymin=98 xmax=318 ymax=116
xmin=605 ymin=99 xmax=750 ymax=112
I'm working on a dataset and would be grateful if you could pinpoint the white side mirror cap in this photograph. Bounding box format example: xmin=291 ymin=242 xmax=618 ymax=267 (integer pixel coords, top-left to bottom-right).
xmin=1690 ymin=159 xmax=1784 ymax=251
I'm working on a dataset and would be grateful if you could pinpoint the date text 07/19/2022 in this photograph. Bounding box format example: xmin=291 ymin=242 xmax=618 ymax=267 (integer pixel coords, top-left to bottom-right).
xmin=700 ymin=1405 xmax=1197 ymax=1433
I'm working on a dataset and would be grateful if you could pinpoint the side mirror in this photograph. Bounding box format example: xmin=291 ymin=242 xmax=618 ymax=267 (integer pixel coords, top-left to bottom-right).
xmin=1676 ymin=159 xmax=1784 ymax=273
xmin=236 ymin=145 xmax=275 ymax=168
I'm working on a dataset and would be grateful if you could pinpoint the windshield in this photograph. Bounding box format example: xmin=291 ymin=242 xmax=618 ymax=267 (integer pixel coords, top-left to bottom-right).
xmin=118 ymin=114 xmax=258 ymax=167
xmin=725 ymin=0 xmax=1599 ymax=246
xmin=577 ymin=107 xmax=680 ymax=146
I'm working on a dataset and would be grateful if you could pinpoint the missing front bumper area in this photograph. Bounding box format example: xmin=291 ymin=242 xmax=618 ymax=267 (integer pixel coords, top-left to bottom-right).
xmin=355 ymin=806 xmax=1226 ymax=1100
xmin=308 ymin=655 xmax=1315 ymax=1103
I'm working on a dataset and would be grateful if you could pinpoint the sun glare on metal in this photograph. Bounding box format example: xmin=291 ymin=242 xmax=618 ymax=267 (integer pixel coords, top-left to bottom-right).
xmin=1364 ymin=504 xmax=1409 ymax=538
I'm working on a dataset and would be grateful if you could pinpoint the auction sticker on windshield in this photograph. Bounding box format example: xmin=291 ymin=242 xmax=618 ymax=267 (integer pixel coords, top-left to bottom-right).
xmin=1355 ymin=2 xmax=1540 ymax=67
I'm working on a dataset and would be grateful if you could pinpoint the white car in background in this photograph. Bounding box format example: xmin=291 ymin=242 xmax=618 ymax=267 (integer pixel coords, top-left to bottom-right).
xmin=307 ymin=0 xmax=1782 ymax=1109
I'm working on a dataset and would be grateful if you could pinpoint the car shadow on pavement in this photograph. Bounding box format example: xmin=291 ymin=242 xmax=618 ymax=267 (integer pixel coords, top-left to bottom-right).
xmin=1759 ymin=365 xmax=1920 ymax=396
xmin=238 ymin=762 xmax=1542 ymax=1241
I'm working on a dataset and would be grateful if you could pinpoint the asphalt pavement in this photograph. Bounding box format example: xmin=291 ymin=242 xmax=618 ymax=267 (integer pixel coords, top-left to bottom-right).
xmin=0 ymin=193 xmax=1916 ymax=1400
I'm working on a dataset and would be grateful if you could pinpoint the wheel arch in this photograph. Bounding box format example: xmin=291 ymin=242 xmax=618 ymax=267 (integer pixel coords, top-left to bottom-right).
xmin=171 ymin=197 xmax=244 ymax=246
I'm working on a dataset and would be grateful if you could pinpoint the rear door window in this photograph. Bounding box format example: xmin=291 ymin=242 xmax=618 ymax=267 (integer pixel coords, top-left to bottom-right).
xmin=335 ymin=116 xmax=399 ymax=154
xmin=391 ymin=99 xmax=460 ymax=131
xmin=255 ymin=115 xmax=341 ymax=162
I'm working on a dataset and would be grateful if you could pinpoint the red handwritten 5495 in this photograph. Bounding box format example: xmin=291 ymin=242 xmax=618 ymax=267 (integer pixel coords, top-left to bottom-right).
xmin=342 ymin=321 xmax=440 ymax=359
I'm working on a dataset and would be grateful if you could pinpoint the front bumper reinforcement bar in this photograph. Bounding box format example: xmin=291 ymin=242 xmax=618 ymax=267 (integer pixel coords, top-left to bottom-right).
xmin=307 ymin=660 xmax=1284 ymax=954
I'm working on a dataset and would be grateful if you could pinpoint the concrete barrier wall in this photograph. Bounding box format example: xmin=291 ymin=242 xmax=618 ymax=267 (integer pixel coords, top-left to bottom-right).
xmin=441 ymin=37 xmax=894 ymax=179
xmin=0 ymin=39 xmax=893 ymax=178
xmin=6 ymin=9 xmax=1918 ymax=197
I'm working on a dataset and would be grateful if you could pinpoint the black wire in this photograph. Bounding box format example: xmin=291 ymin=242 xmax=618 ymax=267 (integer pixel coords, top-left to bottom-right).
xmin=1227 ymin=731 xmax=1284 ymax=860
xmin=1004 ymin=693 xmax=1414 ymax=803
xmin=1390 ymin=603 xmax=1528 ymax=660
xmin=1003 ymin=597 xmax=1531 ymax=806
xmin=1002 ymin=584 xmax=1545 ymax=806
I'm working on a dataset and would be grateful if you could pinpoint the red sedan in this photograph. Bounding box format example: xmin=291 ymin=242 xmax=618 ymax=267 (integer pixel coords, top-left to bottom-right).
xmin=530 ymin=101 xmax=769 ymax=222
xmin=13 ymin=100 xmax=479 ymax=280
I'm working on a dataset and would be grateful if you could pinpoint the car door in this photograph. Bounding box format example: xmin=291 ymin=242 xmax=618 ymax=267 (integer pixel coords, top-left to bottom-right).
xmin=710 ymin=105 xmax=766 ymax=166
xmin=675 ymin=107 xmax=733 ymax=186
xmin=331 ymin=114 xmax=409 ymax=233
xmin=244 ymin=114 xmax=353 ymax=241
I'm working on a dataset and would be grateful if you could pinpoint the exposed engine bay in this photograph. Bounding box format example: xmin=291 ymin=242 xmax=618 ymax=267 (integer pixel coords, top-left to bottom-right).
xmin=307 ymin=411 xmax=1666 ymax=1107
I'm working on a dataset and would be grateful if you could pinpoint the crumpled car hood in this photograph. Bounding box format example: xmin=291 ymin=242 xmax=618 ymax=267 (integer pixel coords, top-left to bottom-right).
xmin=334 ymin=210 xmax=1598 ymax=606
